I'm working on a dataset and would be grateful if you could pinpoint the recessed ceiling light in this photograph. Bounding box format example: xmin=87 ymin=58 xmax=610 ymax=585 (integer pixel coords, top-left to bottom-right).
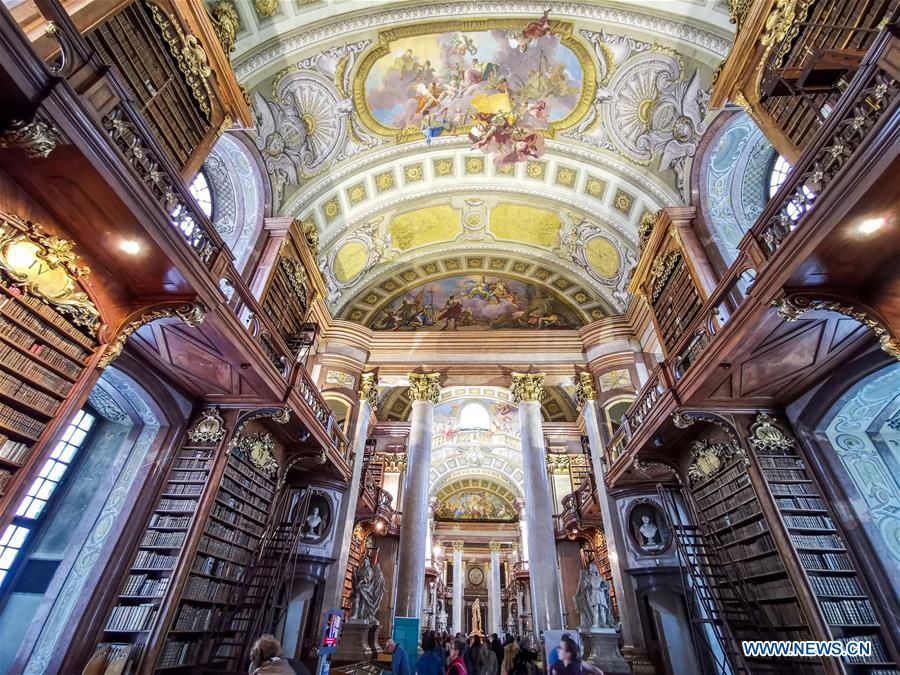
xmin=858 ymin=217 xmax=885 ymax=235
xmin=120 ymin=239 xmax=141 ymax=255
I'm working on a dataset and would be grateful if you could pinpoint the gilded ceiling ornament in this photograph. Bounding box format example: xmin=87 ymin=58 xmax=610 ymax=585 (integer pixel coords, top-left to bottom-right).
xmin=687 ymin=439 xmax=742 ymax=484
xmin=0 ymin=212 xmax=100 ymax=336
xmin=358 ymin=371 xmax=379 ymax=411
xmin=408 ymin=372 xmax=442 ymax=403
xmin=209 ymin=0 xmax=240 ymax=53
xmin=188 ymin=408 xmax=226 ymax=444
xmin=749 ymin=412 xmax=795 ymax=453
xmin=574 ymin=372 xmax=598 ymax=408
xmin=0 ymin=117 xmax=62 ymax=158
xmin=100 ymin=302 xmax=206 ymax=368
xmin=772 ymin=294 xmax=900 ymax=360
xmin=254 ymin=0 xmax=278 ymax=18
xmin=236 ymin=432 xmax=279 ymax=476
xmin=511 ymin=372 xmax=546 ymax=403
xmin=147 ymin=3 xmax=212 ymax=120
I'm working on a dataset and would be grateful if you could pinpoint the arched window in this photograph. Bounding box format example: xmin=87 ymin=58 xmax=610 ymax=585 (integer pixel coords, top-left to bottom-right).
xmin=768 ymin=155 xmax=791 ymax=197
xmin=459 ymin=402 xmax=490 ymax=431
xmin=188 ymin=169 xmax=213 ymax=219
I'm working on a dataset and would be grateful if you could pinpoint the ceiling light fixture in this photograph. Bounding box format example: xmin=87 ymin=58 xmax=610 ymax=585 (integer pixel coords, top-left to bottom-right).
xmin=858 ymin=217 xmax=885 ymax=235
xmin=120 ymin=239 xmax=141 ymax=255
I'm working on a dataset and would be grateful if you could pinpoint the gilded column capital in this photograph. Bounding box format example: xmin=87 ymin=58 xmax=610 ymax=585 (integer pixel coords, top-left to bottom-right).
xmin=451 ymin=540 xmax=465 ymax=553
xmin=408 ymin=372 xmax=442 ymax=403
xmin=358 ymin=371 xmax=379 ymax=411
xmin=510 ymin=372 xmax=546 ymax=403
xmin=489 ymin=541 xmax=502 ymax=553
xmin=574 ymin=371 xmax=598 ymax=408
xmin=546 ymin=454 xmax=571 ymax=475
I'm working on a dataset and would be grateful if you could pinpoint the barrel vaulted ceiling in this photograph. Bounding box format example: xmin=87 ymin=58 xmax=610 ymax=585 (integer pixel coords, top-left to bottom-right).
xmin=222 ymin=0 xmax=735 ymax=328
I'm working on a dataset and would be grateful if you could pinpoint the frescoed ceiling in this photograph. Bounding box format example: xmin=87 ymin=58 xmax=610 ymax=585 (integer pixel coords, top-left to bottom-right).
xmin=216 ymin=0 xmax=735 ymax=328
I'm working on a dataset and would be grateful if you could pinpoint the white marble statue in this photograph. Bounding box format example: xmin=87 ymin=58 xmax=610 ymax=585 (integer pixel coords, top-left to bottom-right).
xmin=506 ymin=612 xmax=516 ymax=636
xmin=349 ymin=557 xmax=385 ymax=623
xmin=438 ymin=608 xmax=449 ymax=633
xmin=574 ymin=562 xmax=615 ymax=630
xmin=303 ymin=506 xmax=324 ymax=539
xmin=639 ymin=514 xmax=661 ymax=548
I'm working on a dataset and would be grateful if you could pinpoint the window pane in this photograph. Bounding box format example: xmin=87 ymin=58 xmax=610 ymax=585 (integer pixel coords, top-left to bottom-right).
xmin=188 ymin=171 xmax=213 ymax=218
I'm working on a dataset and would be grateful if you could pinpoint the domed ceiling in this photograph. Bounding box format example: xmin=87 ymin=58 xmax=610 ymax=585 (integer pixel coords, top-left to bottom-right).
xmin=222 ymin=0 xmax=734 ymax=329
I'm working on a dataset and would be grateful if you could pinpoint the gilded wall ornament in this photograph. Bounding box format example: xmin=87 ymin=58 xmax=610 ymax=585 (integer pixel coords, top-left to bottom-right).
xmin=279 ymin=256 xmax=311 ymax=309
xmin=547 ymin=454 xmax=571 ymax=475
xmin=671 ymin=411 xmax=695 ymax=429
xmin=687 ymin=439 xmax=742 ymax=484
xmin=598 ymin=369 xmax=632 ymax=392
xmin=236 ymin=432 xmax=279 ymax=476
xmin=376 ymin=451 xmax=407 ymax=473
xmin=254 ymin=0 xmax=278 ymax=18
xmin=209 ymin=0 xmax=240 ymax=54
xmin=188 ymin=408 xmax=226 ymax=443
xmin=749 ymin=413 xmax=795 ymax=453
xmin=650 ymin=250 xmax=683 ymax=302
xmin=511 ymin=372 xmax=546 ymax=403
xmin=0 ymin=212 xmax=100 ymax=335
xmin=772 ymin=294 xmax=900 ymax=360
xmin=638 ymin=210 xmax=659 ymax=254
xmin=147 ymin=3 xmax=212 ymax=120
xmin=0 ymin=117 xmax=62 ymax=158
xmin=574 ymin=371 xmax=598 ymax=408
xmin=358 ymin=371 xmax=379 ymax=411
xmin=300 ymin=219 xmax=320 ymax=257
xmin=408 ymin=372 xmax=442 ymax=403
xmin=100 ymin=302 xmax=205 ymax=368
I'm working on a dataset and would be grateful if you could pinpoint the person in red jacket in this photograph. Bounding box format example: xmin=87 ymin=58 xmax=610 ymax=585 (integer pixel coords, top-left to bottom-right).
xmin=447 ymin=638 xmax=468 ymax=675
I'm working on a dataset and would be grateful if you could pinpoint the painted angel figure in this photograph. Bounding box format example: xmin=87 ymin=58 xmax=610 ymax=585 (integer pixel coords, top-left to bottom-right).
xmin=519 ymin=10 xmax=555 ymax=51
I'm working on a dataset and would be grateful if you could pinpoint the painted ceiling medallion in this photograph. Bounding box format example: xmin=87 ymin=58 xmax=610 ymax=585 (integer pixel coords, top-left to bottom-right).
xmin=354 ymin=15 xmax=596 ymax=165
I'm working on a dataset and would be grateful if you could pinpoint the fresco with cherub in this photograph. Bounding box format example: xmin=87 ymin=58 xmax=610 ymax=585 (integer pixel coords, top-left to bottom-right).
xmin=360 ymin=16 xmax=586 ymax=165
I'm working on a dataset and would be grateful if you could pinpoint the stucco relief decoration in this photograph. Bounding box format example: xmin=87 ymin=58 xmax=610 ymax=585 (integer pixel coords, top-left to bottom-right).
xmin=325 ymin=369 xmax=357 ymax=389
xmin=354 ymin=15 xmax=596 ymax=165
xmin=598 ymin=369 xmax=631 ymax=392
xmin=567 ymin=30 xmax=708 ymax=191
xmin=253 ymin=42 xmax=381 ymax=206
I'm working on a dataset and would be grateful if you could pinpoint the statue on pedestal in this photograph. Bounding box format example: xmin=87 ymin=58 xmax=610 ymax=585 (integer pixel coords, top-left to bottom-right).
xmin=574 ymin=563 xmax=615 ymax=630
xmin=438 ymin=608 xmax=449 ymax=633
xmin=506 ymin=612 xmax=516 ymax=636
xmin=350 ymin=557 xmax=385 ymax=622
xmin=470 ymin=597 xmax=484 ymax=636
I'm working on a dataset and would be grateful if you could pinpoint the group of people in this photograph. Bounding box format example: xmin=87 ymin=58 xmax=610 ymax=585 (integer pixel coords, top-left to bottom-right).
xmin=387 ymin=631 xmax=601 ymax=675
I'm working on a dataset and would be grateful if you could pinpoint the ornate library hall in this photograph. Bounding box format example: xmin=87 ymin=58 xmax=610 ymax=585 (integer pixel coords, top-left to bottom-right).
xmin=0 ymin=0 xmax=898 ymax=674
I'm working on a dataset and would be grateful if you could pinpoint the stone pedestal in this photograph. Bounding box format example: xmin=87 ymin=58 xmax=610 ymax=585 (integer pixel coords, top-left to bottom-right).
xmin=582 ymin=629 xmax=630 ymax=675
xmin=333 ymin=621 xmax=382 ymax=663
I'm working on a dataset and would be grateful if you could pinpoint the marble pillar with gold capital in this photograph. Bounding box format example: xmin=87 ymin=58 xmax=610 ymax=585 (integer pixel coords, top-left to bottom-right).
xmin=511 ymin=372 xmax=564 ymax=634
xmin=452 ymin=541 xmax=465 ymax=635
xmin=395 ymin=372 xmax=441 ymax=619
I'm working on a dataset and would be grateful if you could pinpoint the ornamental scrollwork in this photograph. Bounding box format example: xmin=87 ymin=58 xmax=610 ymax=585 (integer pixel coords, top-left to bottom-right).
xmin=147 ymin=3 xmax=213 ymax=120
xmin=511 ymin=372 xmax=546 ymax=403
xmin=209 ymin=0 xmax=239 ymax=54
xmin=749 ymin=412 xmax=795 ymax=453
xmin=546 ymin=454 xmax=571 ymax=475
xmin=100 ymin=303 xmax=206 ymax=368
xmin=376 ymin=452 xmax=407 ymax=473
xmin=235 ymin=431 xmax=279 ymax=476
xmin=0 ymin=212 xmax=100 ymax=335
xmin=187 ymin=408 xmax=226 ymax=444
xmin=408 ymin=372 xmax=442 ymax=403
xmin=687 ymin=439 xmax=744 ymax=484
xmin=772 ymin=294 xmax=900 ymax=360
xmin=0 ymin=117 xmax=62 ymax=158
xmin=279 ymin=256 xmax=310 ymax=310
xmin=649 ymin=250 xmax=682 ymax=302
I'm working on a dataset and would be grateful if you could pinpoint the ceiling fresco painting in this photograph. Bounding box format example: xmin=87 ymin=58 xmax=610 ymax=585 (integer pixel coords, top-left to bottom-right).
xmin=233 ymin=1 xmax=731 ymax=328
xmin=356 ymin=15 xmax=593 ymax=165
xmin=368 ymin=274 xmax=583 ymax=331
xmin=434 ymin=489 xmax=517 ymax=521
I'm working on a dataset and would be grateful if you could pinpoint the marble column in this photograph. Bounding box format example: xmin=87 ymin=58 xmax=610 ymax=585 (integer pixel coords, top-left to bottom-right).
xmin=577 ymin=371 xmax=653 ymax=672
xmin=324 ymin=371 xmax=378 ymax=611
xmin=489 ymin=542 xmax=502 ymax=636
xmin=452 ymin=541 xmax=465 ymax=635
xmin=426 ymin=497 xmax=437 ymax=568
xmin=514 ymin=499 xmax=529 ymax=563
xmin=511 ymin=372 xmax=564 ymax=634
xmin=395 ymin=372 xmax=441 ymax=619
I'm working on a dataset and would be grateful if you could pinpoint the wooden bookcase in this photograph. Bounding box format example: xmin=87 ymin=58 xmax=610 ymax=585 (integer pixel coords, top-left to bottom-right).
xmin=155 ymin=447 xmax=276 ymax=671
xmin=91 ymin=438 xmax=219 ymax=673
xmin=689 ymin=455 xmax=822 ymax=673
xmin=651 ymin=254 xmax=702 ymax=353
xmin=0 ymin=277 xmax=94 ymax=498
xmin=752 ymin=442 xmax=898 ymax=672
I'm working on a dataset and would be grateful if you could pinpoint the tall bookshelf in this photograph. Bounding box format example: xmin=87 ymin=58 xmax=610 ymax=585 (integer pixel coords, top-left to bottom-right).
xmin=90 ymin=435 xmax=219 ymax=673
xmin=750 ymin=420 xmax=898 ymax=674
xmin=155 ymin=446 xmax=277 ymax=671
xmin=689 ymin=452 xmax=822 ymax=673
xmin=0 ymin=278 xmax=95 ymax=498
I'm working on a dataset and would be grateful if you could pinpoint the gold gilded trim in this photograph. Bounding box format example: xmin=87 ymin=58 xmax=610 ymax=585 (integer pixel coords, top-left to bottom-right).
xmin=351 ymin=18 xmax=597 ymax=142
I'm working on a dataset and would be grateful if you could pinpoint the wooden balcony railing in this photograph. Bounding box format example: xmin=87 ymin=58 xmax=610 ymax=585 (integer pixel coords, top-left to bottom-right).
xmin=605 ymin=29 xmax=899 ymax=478
xmin=512 ymin=561 xmax=530 ymax=578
